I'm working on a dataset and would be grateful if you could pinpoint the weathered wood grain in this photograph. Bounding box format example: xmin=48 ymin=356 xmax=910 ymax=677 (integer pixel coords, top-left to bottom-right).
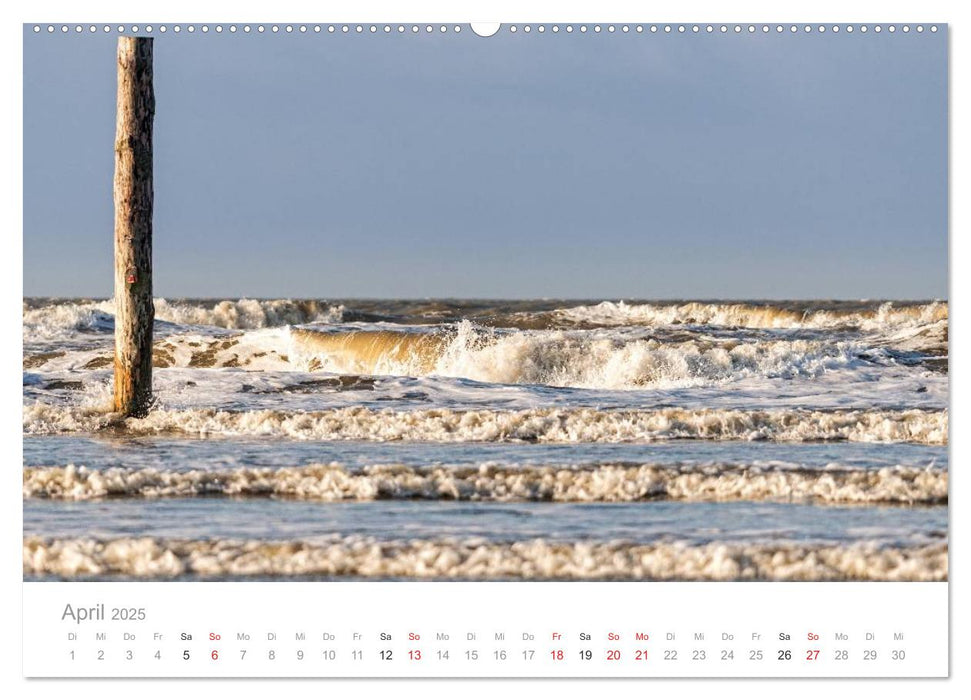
xmin=113 ymin=37 xmax=154 ymax=416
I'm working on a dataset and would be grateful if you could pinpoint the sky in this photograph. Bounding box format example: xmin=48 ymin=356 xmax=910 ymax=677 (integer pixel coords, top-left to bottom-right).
xmin=23 ymin=25 xmax=947 ymax=299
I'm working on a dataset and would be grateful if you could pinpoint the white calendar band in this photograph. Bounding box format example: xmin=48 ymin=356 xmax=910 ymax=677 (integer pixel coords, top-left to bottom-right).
xmin=23 ymin=581 xmax=948 ymax=678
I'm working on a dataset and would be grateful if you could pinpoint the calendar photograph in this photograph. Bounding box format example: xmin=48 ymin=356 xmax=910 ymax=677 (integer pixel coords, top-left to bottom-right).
xmin=23 ymin=23 xmax=947 ymax=585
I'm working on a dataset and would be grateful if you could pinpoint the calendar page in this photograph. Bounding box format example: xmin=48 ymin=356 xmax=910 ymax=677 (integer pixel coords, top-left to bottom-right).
xmin=19 ymin=4 xmax=952 ymax=688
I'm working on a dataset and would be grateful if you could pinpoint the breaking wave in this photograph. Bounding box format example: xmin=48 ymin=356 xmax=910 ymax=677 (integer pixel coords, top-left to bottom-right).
xmin=23 ymin=298 xmax=344 ymax=336
xmin=23 ymin=536 xmax=947 ymax=581
xmin=23 ymin=300 xmax=947 ymax=390
xmin=291 ymin=324 xmax=885 ymax=389
xmin=29 ymin=324 xmax=890 ymax=390
xmin=553 ymin=300 xmax=947 ymax=331
xmin=23 ymin=463 xmax=947 ymax=505
xmin=24 ymin=299 xmax=947 ymax=336
xmin=22 ymin=405 xmax=947 ymax=444
xmin=22 ymin=301 xmax=116 ymax=338
xmin=152 ymin=299 xmax=344 ymax=329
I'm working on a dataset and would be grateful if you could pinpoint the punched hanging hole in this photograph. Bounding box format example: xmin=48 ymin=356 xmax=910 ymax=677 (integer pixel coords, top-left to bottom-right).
xmin=471 ymin=23 xmax=501 ymax=37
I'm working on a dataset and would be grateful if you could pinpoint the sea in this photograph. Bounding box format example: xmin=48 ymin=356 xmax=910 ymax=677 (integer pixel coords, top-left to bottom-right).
xmin=22 ymin=298 xmax=948 ymax=581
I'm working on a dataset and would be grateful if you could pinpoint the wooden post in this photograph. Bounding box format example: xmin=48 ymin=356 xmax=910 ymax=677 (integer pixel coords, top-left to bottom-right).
xmin=113 ymin=37 xmax=155 ymax=416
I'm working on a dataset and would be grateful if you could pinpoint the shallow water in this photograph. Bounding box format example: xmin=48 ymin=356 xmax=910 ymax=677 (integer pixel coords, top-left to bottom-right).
xmin=24 ymin=435 xmax=947 ymax=472
xmin=24 ymin=499 xmax=946 ymax=545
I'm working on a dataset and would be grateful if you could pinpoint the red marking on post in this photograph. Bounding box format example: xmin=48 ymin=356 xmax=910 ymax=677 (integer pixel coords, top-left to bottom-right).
xmin=127 ymin=273 xmax=137 ymax=284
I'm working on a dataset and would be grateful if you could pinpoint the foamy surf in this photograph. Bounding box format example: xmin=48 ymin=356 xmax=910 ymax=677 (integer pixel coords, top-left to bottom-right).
xmin=552 ymin=300 xmax=948 ymax=331
xmin=23 ymin=298 xmax=344 ymax=337
xmin=27 ymin=322 xmax=947 ymax=396
xmin=22 ymin=536 xmax=947 ymax=581
xmin=23 ymin=463 xmax=947 ymax=505
xmin=290 ymin=324 xmax=909 ymax=389
xmin=26 ymin=329 xmax=295 ymax=373
xmin=24 ymin=298 xmax=947 ymax=334
xmin=22 ymin=297 xmax=950 ymax=583
xmin=22 ymin=405 xmax=948 ymax=444
xmin=23 ymin=299 xmax=947 ymax=396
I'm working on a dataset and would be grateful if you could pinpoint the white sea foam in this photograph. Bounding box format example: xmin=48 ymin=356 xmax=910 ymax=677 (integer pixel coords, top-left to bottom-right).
xmin=23 ymin=463 xmax=947 ymax=504
xmin=22 ymin=297 xmax=949 ymax=584
xmin=26 ymin=323 xmax=882 ymax=389
xmin=26 ymin=328 xmax=296 ymax=374
xmin=21 ymin=404 xmax=947 ymax=444
xmin=23 ymin=536 xmax=947 ymax=581
xmin=23 ymin=298 xmax=344 ymax=337
xmin=150 ymin=329 xmax=294 ymax=371
xmin=553 ymin=300 xmax=947 ymax=331
xmin=24 ymin=299 xmax=947 ymax=336
xmin=291 ymin=322 xmax=909 ymax=390
xmin=22 ymin=300 xmax=116 ymax=338
xmin=152 ymin=299 xmax=344 ymax=329
xmin=23 ymin=299 xmax=947 ymax=395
